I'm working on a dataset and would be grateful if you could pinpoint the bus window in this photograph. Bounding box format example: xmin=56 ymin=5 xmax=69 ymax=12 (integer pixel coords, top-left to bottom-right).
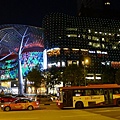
xmin=85 ymin=89 xmax=93 ymax=96
xmin=99 ymin=89 xmax=104 ymax=95
xmin=93 ymin=89 xmax=104 ymax=95
xmin=74 ymin=89 xmax=85 ymax=96
xmin=113 ymin=89 xmax=120 ymax=94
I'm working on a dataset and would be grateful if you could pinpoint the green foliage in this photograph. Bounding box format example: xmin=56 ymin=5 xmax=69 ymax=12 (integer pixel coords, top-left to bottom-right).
xmin=44 ymin=66 xmax=63 ymax=88
xmin=87 ymin=80 xmax=102 ymax=85
xmin=62 ymin=64 xmax=84 ymax=86
xmin=27 ymin=67 xmax=44 ymax=89
xmin=101 ymin=67 xmax=115 ymax=84
xmin=115 ymin=68 xmax=120 ymax=84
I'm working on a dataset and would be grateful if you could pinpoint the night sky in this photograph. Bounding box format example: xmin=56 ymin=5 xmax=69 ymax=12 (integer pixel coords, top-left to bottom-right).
xmin=0 ymin=0 xmax=77 ymax=27
xmin=0 ymin=0 xmax=120 ymax=27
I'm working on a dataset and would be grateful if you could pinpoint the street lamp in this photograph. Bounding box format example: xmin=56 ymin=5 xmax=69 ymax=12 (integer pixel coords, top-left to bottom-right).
xmin=83 ymin=57 xmax=91 ymax=86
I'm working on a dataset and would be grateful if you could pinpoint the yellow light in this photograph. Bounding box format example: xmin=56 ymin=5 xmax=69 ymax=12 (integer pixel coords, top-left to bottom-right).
xmin=84 ymin=57 xmax=91 ymax=65
xmin=85 ymin=59 xmax=89 ymax=64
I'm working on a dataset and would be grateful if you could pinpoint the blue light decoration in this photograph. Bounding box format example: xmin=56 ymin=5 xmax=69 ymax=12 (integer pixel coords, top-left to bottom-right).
xmin=0 ymin=59 xmax=18 ymax=80
xmin=0 ymin=51 xmax=45 ymax=80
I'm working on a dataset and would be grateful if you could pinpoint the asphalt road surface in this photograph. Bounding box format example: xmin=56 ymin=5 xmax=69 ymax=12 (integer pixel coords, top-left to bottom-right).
xmin=0 ymin=104 xmax=120 ymax=120
xmin=83 ymin=106 xmax=120 ymax=120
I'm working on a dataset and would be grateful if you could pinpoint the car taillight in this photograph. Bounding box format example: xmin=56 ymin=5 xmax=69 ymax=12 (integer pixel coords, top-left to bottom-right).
xmin=36 ymin=102 xmax=39 ymax=105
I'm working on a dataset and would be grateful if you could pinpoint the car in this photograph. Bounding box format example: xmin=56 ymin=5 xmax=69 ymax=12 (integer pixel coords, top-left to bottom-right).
xmin=26 ymin=94 xmax=37 ymax=101
xmin=15 ymin=94 xmax=27 ymax=99
xmin=50 ymin=94 xmax=58 ymax=101
xmin=1 ymin=98 xmax=40 ymax=111
xmin=37 ymin=95 xmax=52 ymax=102
xmin=0 ymin=95 xmax=17 ymax=103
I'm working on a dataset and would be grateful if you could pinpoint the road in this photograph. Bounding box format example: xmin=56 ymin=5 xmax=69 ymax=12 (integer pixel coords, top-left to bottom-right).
xmin=0 ymin=104 xmax=120 ymax=120
xmin=83 ymin=106 xmax=120 ymax=120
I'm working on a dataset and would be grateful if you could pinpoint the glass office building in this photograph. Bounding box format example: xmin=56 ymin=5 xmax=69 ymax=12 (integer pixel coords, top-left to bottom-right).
xmin=42 ymin=13 xmax=120 ymax=80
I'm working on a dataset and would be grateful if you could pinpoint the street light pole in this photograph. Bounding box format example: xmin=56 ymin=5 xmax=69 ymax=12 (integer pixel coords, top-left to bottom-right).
xmin=83 ymin=57 xmax=91 ymax=86
xmin=84 ymin=64 xmax=86 ymax=86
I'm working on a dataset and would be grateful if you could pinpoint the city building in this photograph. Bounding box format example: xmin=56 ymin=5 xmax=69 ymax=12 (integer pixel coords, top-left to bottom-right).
xmin=0 ymin=11 xmax=120 ymax=93
xmin=0 ymin=24 xmax=62 ymax=94
xmin=0 ymin=24 xmax=46 ymax=94
xmin=42 ymin=12 xmax=120 ymax=81
xmin=77 ymin=0 xmax=120 ymax=19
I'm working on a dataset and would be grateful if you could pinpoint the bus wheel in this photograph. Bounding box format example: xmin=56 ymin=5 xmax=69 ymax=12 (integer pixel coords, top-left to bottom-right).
xmin=116 ymin=99 xmax=120 ymax=107
xmin=75 ymin=101 xmax=84 ymax=109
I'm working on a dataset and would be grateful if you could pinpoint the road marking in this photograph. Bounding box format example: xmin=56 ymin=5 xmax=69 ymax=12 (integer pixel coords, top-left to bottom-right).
xmin=15 ymin=118 xmax=38 ymax=120
xmin=85 ymin=107 xmax=120 ymax=111
xmin=0 ymin=111 xmax=35 ymax=114
xmin=61 ymin=114 xmax=98 ymax=118
xmin=0 ymin=118 xmax=38 ymax=120
xmin=95 ymin=109 xmax=120 ymax=112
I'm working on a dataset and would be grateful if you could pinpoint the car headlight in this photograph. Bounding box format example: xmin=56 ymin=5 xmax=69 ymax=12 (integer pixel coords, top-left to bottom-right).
xmin=51 ymin=97 xmax=53 ymax=100
xmin=1 ymin=105 xmax=4 ymax=107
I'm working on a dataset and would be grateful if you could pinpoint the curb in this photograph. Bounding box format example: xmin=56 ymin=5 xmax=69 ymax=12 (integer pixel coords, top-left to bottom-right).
xmin=44 ymin=103 xmax=50 ymax=105
xmin=40 ymin=103 xmax=56 ymax=106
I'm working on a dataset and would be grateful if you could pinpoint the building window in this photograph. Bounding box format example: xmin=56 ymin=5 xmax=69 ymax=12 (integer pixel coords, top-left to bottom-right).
xmin=105 ymin=2 xmax=110 ymax=5
xmin=88 ymin=36 xmax=91 ymax=39
xmin=93 ymin=43 xmax=100 ymax=48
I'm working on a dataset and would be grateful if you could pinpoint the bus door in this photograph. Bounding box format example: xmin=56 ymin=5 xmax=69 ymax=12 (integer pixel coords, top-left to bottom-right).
xmin=63 ymin=90 xmax=73 ymax=107
xmin=104 ymin=89 xmax=113 ymax=104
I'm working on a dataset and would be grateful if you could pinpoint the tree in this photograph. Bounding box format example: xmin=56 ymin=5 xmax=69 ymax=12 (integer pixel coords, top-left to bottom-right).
xmin=115 ymin=68 xmax=120 ymax=84
xmin=27 ymin=67 xmax=44 ymax=94
xmin=62 ymin=64 xmax=84 ymax=86
xmin=101 ymin=67 xmax=116 ymax=84
xmin=44 ymin=66 xmax=63 ymax=94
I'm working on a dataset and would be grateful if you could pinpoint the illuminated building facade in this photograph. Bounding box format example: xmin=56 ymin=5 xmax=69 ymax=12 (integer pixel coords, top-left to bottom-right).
xmin=42 ymin=13 xmax=120 ymax=80
xmin=0 ymin=24 xmax=46 ymax=94
xmin=0 ymin=52 xmax=44 ymax=80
